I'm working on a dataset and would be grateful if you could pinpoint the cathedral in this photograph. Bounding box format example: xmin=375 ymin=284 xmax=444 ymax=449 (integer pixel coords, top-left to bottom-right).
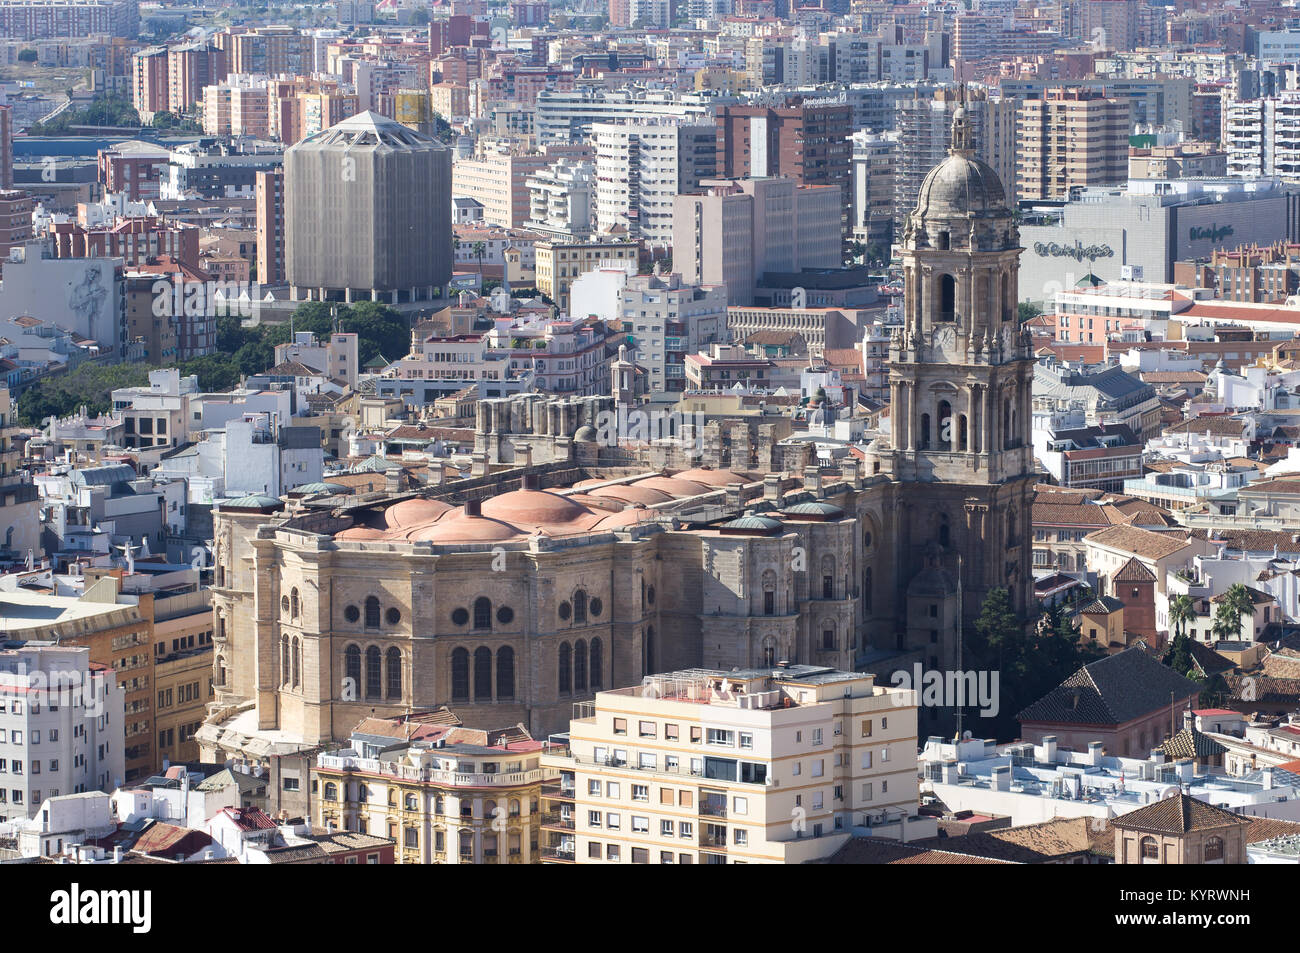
xmin=198 ymin=110 xmax=1034 ymax=809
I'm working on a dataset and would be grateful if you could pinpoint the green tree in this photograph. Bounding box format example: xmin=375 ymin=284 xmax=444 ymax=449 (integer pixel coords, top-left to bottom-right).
xmin=472 ymin=240 xmax=487 ymax=277
xmin=1216 ymin=583 xmax=1256 ymax=641
xmin=16 ymin=362 xmax=149 ymax=426
xmin=1165 ymin=630 xmax=1199 ymax=679
xmin=1018 ymin=301 xmax=1042 ymax=323
xmin=17 ymin=48 xmax=36 ymax=63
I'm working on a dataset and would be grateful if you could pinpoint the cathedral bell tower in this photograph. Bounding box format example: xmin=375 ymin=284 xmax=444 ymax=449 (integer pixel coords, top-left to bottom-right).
xmin=867 ymin=97 xmax=1036 ymax=656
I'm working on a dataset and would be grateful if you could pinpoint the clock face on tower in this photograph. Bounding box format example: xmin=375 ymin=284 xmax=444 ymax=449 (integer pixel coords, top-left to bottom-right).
xmin=932 ymin=324 xmax=960 ymax=362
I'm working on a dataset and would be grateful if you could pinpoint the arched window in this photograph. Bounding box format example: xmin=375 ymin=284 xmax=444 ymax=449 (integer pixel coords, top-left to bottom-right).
xmin=938 ymin=400 xmax=952 ymax=450
xmin=574 ymin=640 xmax=587 ymax=692
xmin=364 ymin=596 xmax=380 ymax=629
xmin=365 ymin=646 xmax=382 ymax=699
xmin=644 ymin=626 xmax=655 ymax=674
xmin=281 ymin=595 xmax=290 ymax=615
xmin=762 ymin=638 xmax=775 ymax=667
xmin=1140 ymin=836 xmax=1160 ymax=860
xmin=958 ymin=414 xmax=969 ymax=452
xmin=509 ymin=798 xmax=520 ymax=817
xmin=496 ymin=647 xmax=514 ymax=699
xmin=451 ymin=647 xmax=469 ymax=701
xmin=291 ymin=637 xmax=300 ymax=688
xmin=863 ymin=567 xmax=873 ymax=613
xmin=558 ymin=642 xmax=571 ymax=694
xmin=920 ymin=413 xmax=931 ymax=449
xmin=762 ymin=569 xmax=777 ymax=615
xmin=473 ymin=597 xmax=491 ymax=630
xmin=386 ymin=646 xmax=401 ymax=698
xmin=217 ymin=656 xmax=227 ymax=686
xmin=939 ymin=516 xmax=951 ymax=548
xmin=290 ymin=587 xmax=299 ymax=619
xmin=1205 ymin=836 xmax=1224 ymax=861
xmin=589 ymin=638 xmax=603 ymax=690
xmin=345 ymin=644 xmax=361 ymax=693
xmin=938 ymin=273 xmax=955 ymax=320
xmin=474 ymin=647 xmax=492 ymax=700
xmin=324 ymin=782 xmax=337 ymax=801
xmin=573 ymin=590 xmax=587 ymax=624
xmin=281 ymin=636 xmax=290 ymax=685
xmin=821 ymin=554 xmax=835 ymax=599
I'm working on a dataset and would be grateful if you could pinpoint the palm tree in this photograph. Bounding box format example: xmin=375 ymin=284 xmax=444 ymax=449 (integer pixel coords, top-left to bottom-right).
xmin=472 ymin=241 xmax=486 ymax=277
xmin=1211 ymin=602 xmax=1239 ymax=643
xmin=1169 ymin=594 xmax=1196 ymax=642
xmin=1219 ymin=583 xmax=1257 ymax=641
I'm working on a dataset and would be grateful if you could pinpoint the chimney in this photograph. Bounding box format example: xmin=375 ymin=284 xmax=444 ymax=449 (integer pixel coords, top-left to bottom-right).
xmin=521 ymin=472 xmax=540 ymax=491
xmin=112 ymin=846 xmax=123 ymax=863
xmin=991 ymin=765 xmax=1011 ymax=792
xmin=763 ymin=473 xmax=782 ymax=502
xmin=1263 ymin=768 xmax=1275 ymax=790
xmin=1150 ymin=748 xmax=1165 ymax=764
xmin=1038 ymin=735 xmax=1058 ymax=763
xmin=803 ymin=465 xmax=822 ymax=493
xmin=842 ymin=457 xmax=861 ymax=488
xmin=1086 ymin=741 xmax=1104 ymax=765
xmin=463 ymin=498 xmax=482 ymax=517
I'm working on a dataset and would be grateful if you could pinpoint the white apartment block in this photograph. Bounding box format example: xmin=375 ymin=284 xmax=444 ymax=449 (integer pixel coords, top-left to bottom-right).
xmin=527 ymin=159 xmax=597 ymax=239
xmin=540 ymin=666 xmax=921 ymax=864
xmin=0 ymin=643 xmax=125 ymax=823
xmin=1226 ymin=93 xmax=1300 ymax=181
xmin=620 ymin=273 xmax=729 ymax=392
xmin=593 ymin=120 xmax=717 ymax=249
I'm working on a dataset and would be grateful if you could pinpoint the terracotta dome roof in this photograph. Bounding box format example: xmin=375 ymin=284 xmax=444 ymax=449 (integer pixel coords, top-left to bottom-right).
xmin=632 ymin=476 xmax=711 ymax=497
xmin=383 ymin=497 xmax=453 ymax=529
xmin=415 ymin=510 xmax=521 ymax=543
xmin=590 ymin=507 xmax=654 ymax=530
xmin=334 ymin=526 xmax=390 ymax=541
xmin=589 ymin=484 xmax=673 ymax=506
xmin=672 ymin=467 xmax=752 ymax=487
xmin=480 ymin=488 xmax=593 ymax=525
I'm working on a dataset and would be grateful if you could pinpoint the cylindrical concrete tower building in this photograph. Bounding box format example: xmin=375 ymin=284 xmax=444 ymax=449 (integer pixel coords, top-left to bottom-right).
xmin=285 ymin=110 xmax=452 ymax=304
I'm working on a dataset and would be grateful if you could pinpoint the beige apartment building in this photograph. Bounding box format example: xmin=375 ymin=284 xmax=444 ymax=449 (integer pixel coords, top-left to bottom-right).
xmin=534 ymin=238 xmax=639 ymax=311
xmin=540 ymin=666 xmax=920 ymax=864
xmin=1017 ymin=89 xmax=1130 ymax=202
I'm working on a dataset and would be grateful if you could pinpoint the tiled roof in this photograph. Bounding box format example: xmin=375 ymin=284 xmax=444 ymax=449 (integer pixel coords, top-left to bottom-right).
xmin=909 ymin=817 xmax=1097 ymax=863
xmin=1085 ymin=524 xmax=1193 ymax=559
xmin=1018 ymin=647 xmax=1203 ymax=727
xmin=1114 ymin=556 xmax=1157 ymax=582
xmin=1158 ymin=726 xmax=1228 ymax=759
xmin=1164 ymin=415 xmax=1247 ymax=436
xmin=1112 ymin=793 xmax=1251 ymax=834
xmin=824 ymin=839 xmax=1017 ymax=864
xmin=1032 ymin=502 xmax=1111 ymax=527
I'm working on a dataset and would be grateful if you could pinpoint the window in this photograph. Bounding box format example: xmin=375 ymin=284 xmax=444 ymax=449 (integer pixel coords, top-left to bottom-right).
xmin=606 ymin=812 xmax=621 ymax=830
xmin=451 ymin=647 xmax=469 ymax=701
xmin=345 ymin=644 xmax=362 ymax=693
xmin=365 ymin=646 xmax=382 ymax=698
xmin=665 ymin=724 xmax=679 ymax=741
xmin=558 ymin=642 xmax=571 ymax=693
xmin=638 ymin=753 xmax=656 ymax=771
xmin=496 ymin=647 xmax=514 ymax=699
xmin=739 ymin=732 xmax=753 ymax=749
xmin=639 ymin=720 xmax=656 ymax=738
xmin=861 ymin=719 xmax=872 ymax=738
xmin=679 ymin=821 xmax=693 ymax=838
xmin=812 ymin=728 xmax=823 ymax=746
xmin=861 ymin=751 xmax=872 ymax=769
xmin=474 ymin=647 xmax=492 ymax=700
xmin=590 ymin=637 xmax=603 ymax=689
xmin=812 ymin=760 xmax=824 ymax=778
xmin=661 ymin=819 xmax=675 ymax=836
xmin=574 ymin=640 xmax=587 ymax=692
xmin=632 ymin=816 xmax=649 ymax=833
xmin=474 ymin=597 xmax=491 ymax=630
xmin=613 ymin=718 xmax=627 ymax=736
xmin=588 ymin=810 xmax=602 ymax=827
xmin=733 ymin=797 xmax=748 ymax=816
xmin=1140 ymin=836 xmax=1159 ymax=860
xmin=386 ymin=647 xmax=402 ymax=698
xmin=632 ymin=785 xmax=649 ymax=801
xmin=364 ymin=596 xmax=381 ymax=629
xmin=588 ymin=779 xmax=601 ymax=796
xmin=588 ymin=842 xmax=601 ymax=858
xmin=606 ymin=844 xmax=620 ymax=861
xmin=707 ymin=729 xmax=734 ymax=746
xmin=734 ymin=829 xmax=748 ymax=846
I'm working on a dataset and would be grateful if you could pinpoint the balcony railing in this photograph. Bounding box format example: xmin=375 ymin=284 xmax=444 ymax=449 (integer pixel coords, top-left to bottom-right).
xmin=540 ymin=845 xmax=576 ymax=862
xmin=699 ymin=800 xmax=728 ymax=818
xmin=541 ymin=784 xmax=575 ymax=801
xmin=541 ymin=811 xmax=575 ymax=830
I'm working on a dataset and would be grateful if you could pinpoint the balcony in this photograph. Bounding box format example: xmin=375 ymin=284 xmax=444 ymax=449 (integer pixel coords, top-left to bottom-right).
xmin=540 ymin=844 xmax=576 ymax=863
xmin=541 ymin=783 xmax=575 ymax=801
xmin=541 ymin=810 xmax=575 ymax=830
xmin=699 ymin=796 xmax=728 ymax=819
xmin=699 ymin=828 xmax=728 ymax=850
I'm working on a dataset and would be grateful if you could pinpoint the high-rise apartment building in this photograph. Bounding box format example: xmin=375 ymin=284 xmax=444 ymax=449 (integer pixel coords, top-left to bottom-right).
xmin=131 ymin=45 xmax=168 ymax=122
xmin=0 ymin=0 xmax=138 ymax=40
xmin=1017 ymin=88 xmax=1131 ymax=201
xmin=1226 ymin=92 xmax=1300 ymax=181
xmin=0 ymin=103 xmax=13 ymax=190
xmin=672 ymin=177 xmax=842 ymax=305
xmin=850 ymin=130 xmax=896 ymax=253
xmin=167 ymin=43 xmax=228 ymax=116
xmin=526 ymin=158 xmax=597 ymax=239
xmin=453 ymin=142 xmax=590 ymax=229
xmin=715 ymin=99 xmax=852 ymax=233
xmin=256 ymin=167 xmax=285 ymax=285
xmin=593 ymin=120 xmax=717 ymax=249
xmin=539 ymin=666 xmax=920 ymax=864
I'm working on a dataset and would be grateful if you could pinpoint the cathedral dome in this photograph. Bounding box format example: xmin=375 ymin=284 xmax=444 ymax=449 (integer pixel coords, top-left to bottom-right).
xmin=916 ymin=152 xmax=1006 ymax=218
